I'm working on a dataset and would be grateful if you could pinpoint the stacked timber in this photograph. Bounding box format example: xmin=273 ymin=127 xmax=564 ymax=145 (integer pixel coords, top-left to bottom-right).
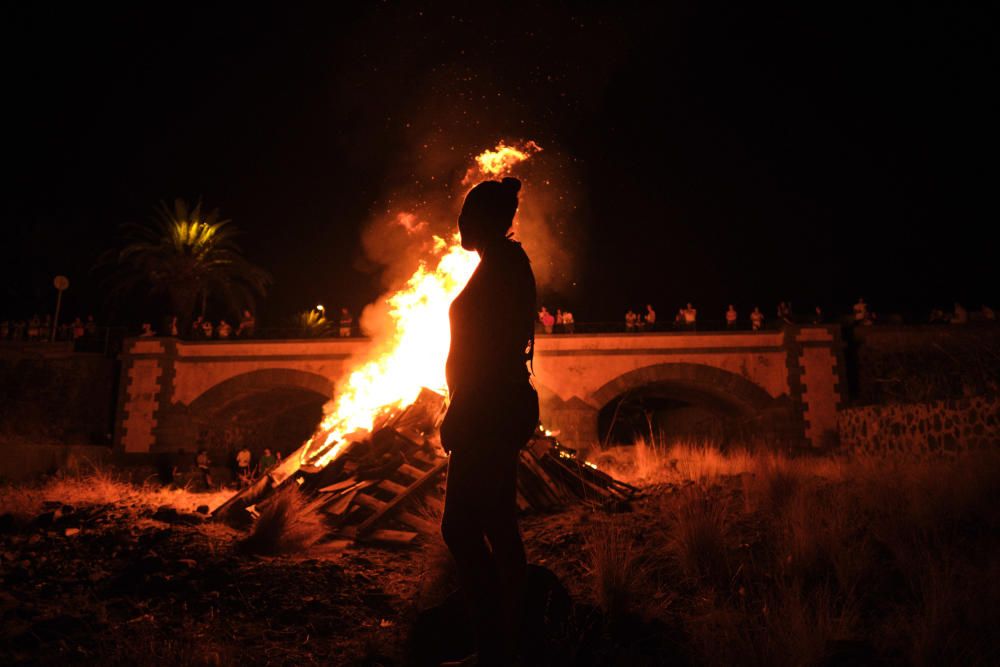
xmin=213 ymin=388 xmax=637 ymax=545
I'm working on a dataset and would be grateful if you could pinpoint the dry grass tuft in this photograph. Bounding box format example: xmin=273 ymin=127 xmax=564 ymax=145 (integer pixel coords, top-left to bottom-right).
xmin=665 ymin=484 xmax=734 ymax=587
xmin=598 ymin=436 xmax=762 ymax=487
xmin=582 ymin=519 xmax=665 ymax=619
xmin=238 ymin=485 xmax=328 ymax=556
xmin=588 ymin=438 xmax=1000 ymax=664
xmin=0 ymin=465 xmax=230 ymax=522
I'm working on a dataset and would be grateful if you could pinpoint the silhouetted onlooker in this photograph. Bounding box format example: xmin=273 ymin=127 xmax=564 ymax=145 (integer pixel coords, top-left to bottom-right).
xmin=196 ymin=449 xmax=213 ymax=489
xmin=853 ymin=298 xmax=868 ymax=323
xmin=237 ymin=309 xmax=255 ymax=337
xmin=951 ymin=302 xmax=968 ymax=324
xmin=777 ymin=301 xmax=793 ymax=324
xmin=682 ymin=302 xmax=697 ymax=329
xmin=538 ymin=306 xmax=554 ymax=334
xmin=258 ymin=448 xmax=277 ymax=474
xmin=440 ymin=177 xmax=537 ymax=665
xmin=725 ymin=305 xmax=738 ymax=329
xmin=339 ymin=308 xmax=353 ymax=337
xmin=235 ymin=446 xmax=251 ymax=487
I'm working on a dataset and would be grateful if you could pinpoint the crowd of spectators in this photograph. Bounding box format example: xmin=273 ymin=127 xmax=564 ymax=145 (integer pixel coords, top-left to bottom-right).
xmin=5 ymin=300 xmax=996 ymax=344
xmin=0 ymin=314 xmax=99 ymax=342
xmin=537 ymin=306 xmax=575 ymax=334
xmin=160 ymin=446 xmax=282 ymax=490
xmin=607 ymin=298 xmax=998 ymax=334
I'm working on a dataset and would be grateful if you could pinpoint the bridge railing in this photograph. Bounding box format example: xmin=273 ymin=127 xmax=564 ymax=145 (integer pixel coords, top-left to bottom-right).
xmin=548 ymin=319 xmax=793 ymax=334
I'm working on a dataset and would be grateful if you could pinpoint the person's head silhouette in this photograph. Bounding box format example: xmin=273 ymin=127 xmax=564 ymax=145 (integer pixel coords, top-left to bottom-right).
xmin=459 ymin=177 xmax=521 ymax=252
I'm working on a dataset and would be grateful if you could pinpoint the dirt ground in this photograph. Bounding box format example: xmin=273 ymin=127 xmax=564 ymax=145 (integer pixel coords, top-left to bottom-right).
xmin=2 ymin=445 xmax=998 ymax=666
xmin=0 ymin=475 xmax=686 ymax=666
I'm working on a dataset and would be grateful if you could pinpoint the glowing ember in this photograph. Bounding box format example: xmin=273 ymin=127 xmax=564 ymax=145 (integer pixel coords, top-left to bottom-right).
xmin=301 ymin=140 xmax=540 ymax=468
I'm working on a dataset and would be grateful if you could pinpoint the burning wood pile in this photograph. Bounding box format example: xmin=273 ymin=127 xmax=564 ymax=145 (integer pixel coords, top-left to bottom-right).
xmin=210 ymin=140 xmax=638 ymax=546
xmin=212 ymin=388 xmax=637 ymax=546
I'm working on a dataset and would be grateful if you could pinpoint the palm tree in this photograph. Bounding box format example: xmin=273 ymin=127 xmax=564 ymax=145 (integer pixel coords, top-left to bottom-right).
xmin=100 ymin=199 xmax=272 ymax=328
xmin=290 ymin=308 xmax=337 ymax=337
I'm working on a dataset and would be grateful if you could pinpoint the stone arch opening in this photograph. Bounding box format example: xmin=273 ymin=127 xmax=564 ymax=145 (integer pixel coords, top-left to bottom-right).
xmin=591 ymin=363 xmax=785 ymax=447
xmin=186 ymin=369 xmax=333 ymax=465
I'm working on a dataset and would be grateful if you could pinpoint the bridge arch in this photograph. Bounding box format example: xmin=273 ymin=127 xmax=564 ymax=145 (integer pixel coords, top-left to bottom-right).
xmin=188 ymin=368 xmax=334 ymax=416
xmin=184 ymin=369 xmax=334 ymax=459
xmin=588 ymin=362 xmax=789 ymax=445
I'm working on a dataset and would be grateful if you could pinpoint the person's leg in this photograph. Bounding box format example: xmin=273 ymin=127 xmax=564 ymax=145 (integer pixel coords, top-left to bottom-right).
xmin=441 ymin=450 xmax=496 ymax=657
xmin=480 ymin=449 xmax=526 ymax=664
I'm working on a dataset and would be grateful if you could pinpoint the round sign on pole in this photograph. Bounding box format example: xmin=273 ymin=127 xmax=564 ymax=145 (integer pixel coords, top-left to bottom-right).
xmin=51 ymin=276 xmax=69 ymax=343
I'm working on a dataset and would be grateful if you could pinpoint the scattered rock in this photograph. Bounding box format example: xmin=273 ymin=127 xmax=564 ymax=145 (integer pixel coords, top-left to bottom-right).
xmin=152 ymin=506 xmax=179 ymax=523
xmin=64 ymin=528 xmax=81 ymax=537
xmin=28 ymin=510 xmax=57 ymax=530
xmin=176 ymin=512 xmax=205 ymax=525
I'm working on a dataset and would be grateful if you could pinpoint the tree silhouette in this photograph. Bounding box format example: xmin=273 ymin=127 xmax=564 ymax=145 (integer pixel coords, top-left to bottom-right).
xmin=99 ymin=199 xmax=272 ymax=328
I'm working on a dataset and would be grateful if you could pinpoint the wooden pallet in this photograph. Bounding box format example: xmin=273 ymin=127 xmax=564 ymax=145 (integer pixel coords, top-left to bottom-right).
xmin=343 ymin=455 xmax=448 ymax=539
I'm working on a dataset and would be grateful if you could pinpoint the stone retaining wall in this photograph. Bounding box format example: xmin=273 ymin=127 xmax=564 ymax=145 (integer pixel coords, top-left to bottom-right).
xmin=838 ymin=395 xmax=999 ymax=456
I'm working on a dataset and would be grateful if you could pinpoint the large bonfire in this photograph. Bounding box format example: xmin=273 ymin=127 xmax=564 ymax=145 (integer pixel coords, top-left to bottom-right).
xmin=300 ymin=140 xmax=543 ymax=470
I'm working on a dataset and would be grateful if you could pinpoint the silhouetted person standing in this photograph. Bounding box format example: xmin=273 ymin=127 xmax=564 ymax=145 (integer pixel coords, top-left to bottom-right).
xmin=440 ymin=177 xmax=538 ymax=666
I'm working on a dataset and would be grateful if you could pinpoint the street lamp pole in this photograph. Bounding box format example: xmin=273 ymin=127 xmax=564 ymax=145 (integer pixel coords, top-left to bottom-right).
xmin=51 ymin=275 xmax=70 ymax=343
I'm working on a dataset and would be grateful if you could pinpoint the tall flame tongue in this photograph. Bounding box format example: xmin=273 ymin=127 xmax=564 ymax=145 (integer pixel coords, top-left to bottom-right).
xmin=301 ymin=141 xmax=541 ymax=468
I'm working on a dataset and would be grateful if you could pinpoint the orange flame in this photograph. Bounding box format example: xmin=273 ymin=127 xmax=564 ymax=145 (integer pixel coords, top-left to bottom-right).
xmin=301 ymin=141 xmax=540 ymax=468
xmin=464 ymin=140 xmax=542 ymax=184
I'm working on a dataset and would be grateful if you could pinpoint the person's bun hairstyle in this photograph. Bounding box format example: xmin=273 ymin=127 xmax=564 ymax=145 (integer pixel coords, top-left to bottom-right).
xmin=463 ymin=177 xmax=521 ymax=237
xmin=500 ymin=176 xmax=521 ymax=195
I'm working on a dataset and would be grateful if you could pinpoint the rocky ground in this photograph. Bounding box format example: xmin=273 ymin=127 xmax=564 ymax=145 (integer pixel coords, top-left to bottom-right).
xmin=2 ymin=446 xmax=997 ymax=666
xmin=0 ymin=474 xmax=691 ymax=666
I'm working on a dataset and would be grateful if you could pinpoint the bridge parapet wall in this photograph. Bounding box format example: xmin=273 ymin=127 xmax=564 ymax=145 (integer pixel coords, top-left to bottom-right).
xmin=114 ymin=327 xmax=844 ymax=455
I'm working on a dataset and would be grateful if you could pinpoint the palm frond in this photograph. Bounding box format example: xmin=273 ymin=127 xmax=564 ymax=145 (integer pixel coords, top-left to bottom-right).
xmin=96 ymin=198 xmax=271 ymax=323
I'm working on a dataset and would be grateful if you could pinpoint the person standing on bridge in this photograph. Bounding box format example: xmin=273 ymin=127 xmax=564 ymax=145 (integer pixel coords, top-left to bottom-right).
xmin=726 ymin=305 xmax=738 ymax=329
xmin=683 ymin=302 xmax=698 ymax=330
xmin=562 ymin=309 xmax=575 ymax=334
xmin=853 ymin=297 xmax=868 ymax=324
xmin=440 ymin=176 xmax=538 ymax=666
xmin=237 ymin=309 xmax=255 ymax=337
xmin=751 ymin=306 xmax=764 ymax=331
xmin=645 ymin=304 xmax=656 ymax=331
xmin=339 ymin=308 xmax=353 ymax=337
xmin=537 ymin=306 xmax=554 ymax=334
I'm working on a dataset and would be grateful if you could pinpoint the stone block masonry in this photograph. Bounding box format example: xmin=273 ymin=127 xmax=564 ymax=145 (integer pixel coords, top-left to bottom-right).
xmin=838 ymin=395 xmax=1000 ymax=456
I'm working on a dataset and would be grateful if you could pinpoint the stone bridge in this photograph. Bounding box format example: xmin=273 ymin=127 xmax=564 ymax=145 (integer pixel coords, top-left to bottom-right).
xmin=114 ymin=326 xmax=845 ymax=457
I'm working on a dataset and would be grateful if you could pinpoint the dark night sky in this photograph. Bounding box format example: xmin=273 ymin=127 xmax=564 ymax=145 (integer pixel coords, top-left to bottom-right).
xmin=2 ymin=2 xmax=995 ymax=327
